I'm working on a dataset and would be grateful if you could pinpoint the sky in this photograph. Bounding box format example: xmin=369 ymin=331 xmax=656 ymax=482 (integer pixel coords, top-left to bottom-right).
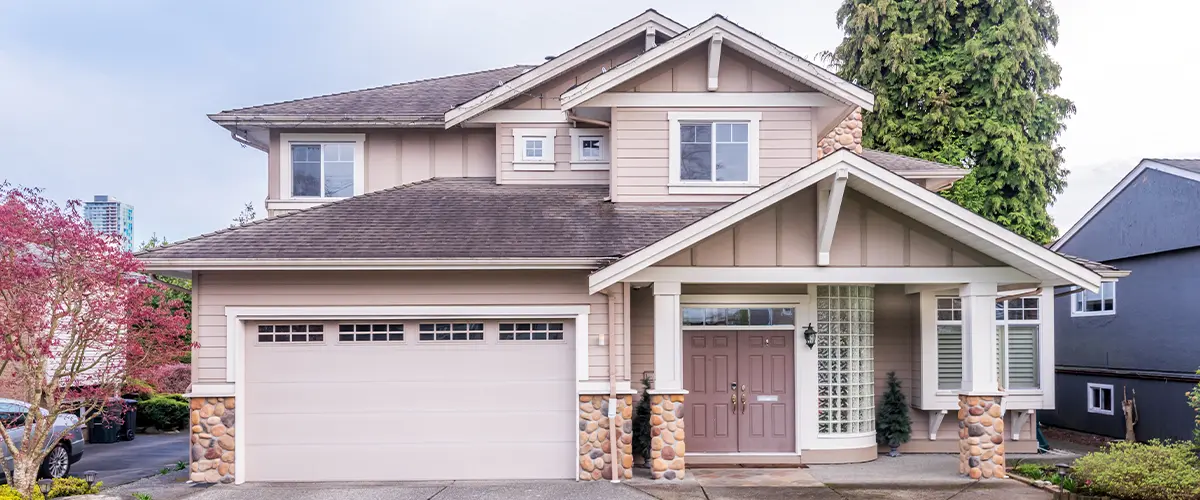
xmin=1 ymin=0 xmax=1198 ymax=245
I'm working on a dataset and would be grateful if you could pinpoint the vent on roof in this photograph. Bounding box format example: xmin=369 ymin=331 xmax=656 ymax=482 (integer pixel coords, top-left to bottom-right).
xmin=544 ymin=55 xmax=556 ymax=61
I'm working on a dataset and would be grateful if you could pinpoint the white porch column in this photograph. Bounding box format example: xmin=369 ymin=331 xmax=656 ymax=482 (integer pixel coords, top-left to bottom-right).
xmin=651 ymin=281 xmax=684 ymax=392
xmin=959 ymin=282 xmax=999 ymax=394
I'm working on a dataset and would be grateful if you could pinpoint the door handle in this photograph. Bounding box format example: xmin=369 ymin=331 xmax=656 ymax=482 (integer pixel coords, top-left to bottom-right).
xmin=741 ymin=385 xmax=747 ymax=413
xmin=730 ymin=383 xmax=738 ymax=413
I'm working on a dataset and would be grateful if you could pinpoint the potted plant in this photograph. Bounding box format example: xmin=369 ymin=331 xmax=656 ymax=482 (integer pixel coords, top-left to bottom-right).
xmin=876 ymin=371 xmax=912 ymax=457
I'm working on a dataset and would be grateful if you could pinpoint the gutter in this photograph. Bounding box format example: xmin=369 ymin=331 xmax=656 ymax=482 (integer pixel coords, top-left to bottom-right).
xmin=1056 ymin=365 xmax=1200 ymax=384
xmin=208 ymin=114 xmax=445 ymax=128
xmin=139 ymin=257 xmax=610 ymax=272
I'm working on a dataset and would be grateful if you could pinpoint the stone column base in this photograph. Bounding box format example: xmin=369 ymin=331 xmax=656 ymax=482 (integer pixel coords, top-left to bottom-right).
xmin=649 ymin=394 xmax=685 ymax=480
xmin=958 ymin=394 xmax=1005 ymax=479
xmin=190 ymin=397 xmax=236 ymax=484
xmin=578 ymin=394 xmax=632 ymax=481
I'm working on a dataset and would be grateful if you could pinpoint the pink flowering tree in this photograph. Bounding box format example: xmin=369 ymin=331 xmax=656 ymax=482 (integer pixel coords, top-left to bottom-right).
xmin=0 ymin=184 xmax=189 ymax=496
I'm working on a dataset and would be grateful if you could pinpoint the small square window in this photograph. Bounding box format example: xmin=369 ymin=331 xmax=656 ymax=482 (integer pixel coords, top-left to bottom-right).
xmin=523 ymin=138 xmax=545 ymax=160
xmin=1088 ymin=383 xmax=1114 ymax=415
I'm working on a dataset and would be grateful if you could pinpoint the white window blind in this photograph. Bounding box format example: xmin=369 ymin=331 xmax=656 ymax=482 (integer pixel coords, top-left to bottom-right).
xmin=936 ymin=298 xmax=963 ymax=390
xmin=996 ymin=298 xmax=1040 ymax=390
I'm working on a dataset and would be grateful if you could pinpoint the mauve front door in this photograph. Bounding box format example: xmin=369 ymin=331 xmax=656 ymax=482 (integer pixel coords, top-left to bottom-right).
xmin=683 ymin=330 xmax=795 ymax=453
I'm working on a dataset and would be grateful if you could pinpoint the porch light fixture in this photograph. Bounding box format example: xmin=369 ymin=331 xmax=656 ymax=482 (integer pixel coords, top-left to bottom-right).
xmin=803 ymin=323 xmax=816 ymax=349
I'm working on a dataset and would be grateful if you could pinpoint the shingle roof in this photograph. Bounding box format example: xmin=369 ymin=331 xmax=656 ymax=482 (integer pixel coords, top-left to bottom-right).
xmin=212 ymin=66 xmax=535 ymax=121
xmin=1150 ymin=158 xmax=1200 ymax=174
xmin=859 ymin=149 xmax=964 ymax=171
xmin=139 ymin=179 xmax=718 ymax=260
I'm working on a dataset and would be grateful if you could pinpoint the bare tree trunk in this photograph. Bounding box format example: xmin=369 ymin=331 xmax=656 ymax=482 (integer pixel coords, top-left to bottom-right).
xmin=12 ymin=456 xmax=38 ymax=499
xmin=1123 ymin=387 xmax=1137 ymax=442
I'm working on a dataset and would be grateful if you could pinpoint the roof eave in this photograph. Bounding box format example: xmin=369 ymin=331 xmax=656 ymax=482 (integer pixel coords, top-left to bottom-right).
xmin=141 ymin=257 xmax=610 ymax=273
xmin=208 ymin=114 xmax=445 ymax=128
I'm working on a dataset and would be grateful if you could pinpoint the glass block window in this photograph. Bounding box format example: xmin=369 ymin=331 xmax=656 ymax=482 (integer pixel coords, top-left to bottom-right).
xmin=257 ymin=324 xmax=324 ymax=343
xmin=815 ymin=285 xmax=874 ymax=434
xmin=499 ymin=322 xmax=565 ymax=341
xmin=681 ymin=307 xmax=795 ymax=327
xmin=419 ymin=322 xmax=484 ymax=341
xmin=338 ymin=323 xmax=404 ymax=342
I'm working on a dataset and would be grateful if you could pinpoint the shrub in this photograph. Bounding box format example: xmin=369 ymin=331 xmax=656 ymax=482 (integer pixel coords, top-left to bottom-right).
xmin=121 ymin=379 xmax=156 ymax=401
xmin=139 ymin=396 xmax=190 ymax=431
xmin=0 ymin=477 xmax=102 ymax=499
xmin=1011 ymin=462 xmax=1051 ymax=480
xmin=1187 ymin=369 xmax=1200 ymax=445
xmin=1072 ymin=440 xmax=1200 ymax=500
xmin=631 ymin=374 xmax=652 ymax=461
xmin=151 ymin=363 xmax=191 ymax=394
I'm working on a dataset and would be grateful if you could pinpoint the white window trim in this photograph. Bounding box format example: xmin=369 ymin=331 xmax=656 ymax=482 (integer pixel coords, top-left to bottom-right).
xmin=668 ymin=111 xmax=760 ymax=194
xmin=934 ymin=296 xmax=963 ymax=392
xmin=513 ymin=128 xmax=557 ymax=171
xmin=1071 ymin=281 xmax=1116 ymax=317
xmin=996 ymin=297 xmax=1041 ymax=391
xmin=1087 ymin=383 xmax=1114 ymax=415
xmin=277 ymin=133 xmax=366 ymax=204
xmin=568 ymin=128 xmax=610 ymax=170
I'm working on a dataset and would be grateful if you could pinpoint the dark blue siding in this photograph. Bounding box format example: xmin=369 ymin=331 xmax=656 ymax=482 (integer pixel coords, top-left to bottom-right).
xmin=1058 ymin=169 xmax=1200 ymax=261
xmin=1040 ymin=373 xmax=1195 ymax=441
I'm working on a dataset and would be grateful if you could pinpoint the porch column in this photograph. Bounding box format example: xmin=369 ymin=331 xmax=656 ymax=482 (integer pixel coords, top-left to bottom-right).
xmin=650 ymin=281 xmax=686 ymax=480
xmin=957 ymin=282 xmax=1006 ymax=479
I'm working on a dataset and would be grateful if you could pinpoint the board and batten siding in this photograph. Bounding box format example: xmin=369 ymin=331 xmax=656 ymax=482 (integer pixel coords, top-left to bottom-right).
xmin=611 ymin=106 xmax=815 ymax=203
xmin=268 ymin=129 xmax=496 ymax=204
xmin=496 ymin=123 xmax=609 ymax=185
xmin=191 ymin=270 xmax=624 ymax=384
xmin=613 ymin=46 xmax=815 ymax=93
xmin=503 ymin=39 xmax=644 ymax=110
xmin=655 ymin=188 xmax=1002 ymax=268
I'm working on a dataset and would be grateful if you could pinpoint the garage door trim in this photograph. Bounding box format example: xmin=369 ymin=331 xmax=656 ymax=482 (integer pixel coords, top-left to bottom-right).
xmin=224 ymin=304 xmax=591 ymax=484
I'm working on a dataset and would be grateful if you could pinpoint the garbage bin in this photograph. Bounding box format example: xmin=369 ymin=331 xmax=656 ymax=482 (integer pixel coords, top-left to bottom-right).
xmin=118 ymin=399 xmax=137 ymax=441
xmin=88 ymin=418 xmax=119 ymax=444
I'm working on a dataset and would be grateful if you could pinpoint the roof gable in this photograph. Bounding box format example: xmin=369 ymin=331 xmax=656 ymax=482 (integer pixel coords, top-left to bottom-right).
xmin=589 ymin=149 xmax=1099 ymax=293
xmin=560 ymin=15 xmax=874 ymax=111
xmin=1055 ymin=165 xmax=1200 ymax=260
xmin=443 ymin=10 xmax=686 ymax=127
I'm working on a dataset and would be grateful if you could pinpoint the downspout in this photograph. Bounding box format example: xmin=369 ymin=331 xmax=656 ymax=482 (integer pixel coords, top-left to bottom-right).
xmin=229 ymin=130 xmax=268 ymax=152
xmin=599 ymin=287 xmax=621 ymax=483
xmin=566 ymin=111 xmax=611 ymax=128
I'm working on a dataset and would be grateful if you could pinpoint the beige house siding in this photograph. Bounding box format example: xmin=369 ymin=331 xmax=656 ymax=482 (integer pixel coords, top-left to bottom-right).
xmin=611 ymin=107 xmax=814 ymax=203
xmin=267 ymin=128 xmax=495 ymax=205
xmin=496 ymin=123 xmax=609 ymax=185
xmin=659 ymin=189 xmax=1002 ymax=267
xmin=191 ymin=270 xmax=624 ymax=384
xmin=503 ymin=40 xmax=644 ymax=110
xmin=613 ymin=47 xmax=815 ymax=93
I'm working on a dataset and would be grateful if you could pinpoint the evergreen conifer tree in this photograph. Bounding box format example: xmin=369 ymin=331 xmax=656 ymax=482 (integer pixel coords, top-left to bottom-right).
xmin=876 ymin=371 xmax=913 ymax=456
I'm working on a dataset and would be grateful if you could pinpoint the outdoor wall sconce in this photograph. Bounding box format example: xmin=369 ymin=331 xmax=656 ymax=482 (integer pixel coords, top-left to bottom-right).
xmin=803 ymin=323 xmax=816 ymax=349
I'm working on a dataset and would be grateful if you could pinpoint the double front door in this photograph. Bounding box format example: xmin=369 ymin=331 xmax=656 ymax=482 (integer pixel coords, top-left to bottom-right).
xmin=683 ymin=330 xmax=795 ymax=453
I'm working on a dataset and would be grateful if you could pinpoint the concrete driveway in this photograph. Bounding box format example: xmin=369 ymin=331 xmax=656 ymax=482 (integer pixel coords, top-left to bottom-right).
xmin=72 ymin=432 xmax=188 ymax=487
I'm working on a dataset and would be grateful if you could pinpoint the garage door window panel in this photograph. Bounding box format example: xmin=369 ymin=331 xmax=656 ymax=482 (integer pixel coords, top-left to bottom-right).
xmin=499 ymin=322 xmax=565 ymax=341
xmin=338 ymin=323 xmax=404 ymax=343
xmin=419 ymin=322 xmax=484 ymax=341
xmin=257 ymin=324 xmax=324 ymax=343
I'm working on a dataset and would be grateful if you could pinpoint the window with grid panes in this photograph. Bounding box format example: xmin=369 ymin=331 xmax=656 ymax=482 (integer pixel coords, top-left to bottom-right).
xmin=418 ymin=322 xmax=484 ymax=341
xmin=257 ymin=324 xmax=324 ymax=343
xmin=816 ymin=285 xmax=874 ymax=434
xmin=498 ymin=322 xmax=564 ymax=341
xmin=338 ymin=323 xmax=404 ymax=342
xmin=995 ymin=297 xmax=1040 ymax=389
xmin=936 ymin=297 xmax=963 ymax=390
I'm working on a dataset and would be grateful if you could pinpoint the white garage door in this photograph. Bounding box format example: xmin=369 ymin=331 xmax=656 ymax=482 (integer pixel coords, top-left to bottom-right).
xmin=243 ymin=319 xmax=576 ymax=482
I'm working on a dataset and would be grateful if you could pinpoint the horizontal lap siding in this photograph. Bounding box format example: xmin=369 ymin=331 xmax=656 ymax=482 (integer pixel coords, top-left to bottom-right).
xmin=191 ymin=270 xmax=623 ymax=383
xmin=497 ymin=123 xmax=609 ymax=185
xmin=612 ymin=107 xmax=814 ymax=203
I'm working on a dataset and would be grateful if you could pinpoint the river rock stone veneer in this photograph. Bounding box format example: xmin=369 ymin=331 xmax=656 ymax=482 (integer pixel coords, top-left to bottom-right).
xmin=190 ymin=397 xmax=235 ymax=484
xmin=578 ymin=394 xmax=633 ymax=481
xmin=958 ymin=395 xmax=1005 ymax=480
xmin=649 ymin=394 xmax=685 ymax=480
xmin=817 ymin=108 xmax=863 ymax=158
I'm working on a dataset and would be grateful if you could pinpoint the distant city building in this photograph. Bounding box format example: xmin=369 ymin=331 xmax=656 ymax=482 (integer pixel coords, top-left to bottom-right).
xmin=83 ymin=195 xmax=134 ymax=250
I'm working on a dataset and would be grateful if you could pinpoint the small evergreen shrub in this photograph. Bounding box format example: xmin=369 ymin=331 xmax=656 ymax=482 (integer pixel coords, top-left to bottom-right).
xmin=631 ymin=374 xmax=653 ymax=462
xmin=45 ymin=477 xmax=101 ymax=498
xmin=139 ymin=395 xmax=190 ymax=431
xmin=1072 ymin=440 xmax=1200 ymax=500
xmin=875 ymin=371 xmax=912 ymax=455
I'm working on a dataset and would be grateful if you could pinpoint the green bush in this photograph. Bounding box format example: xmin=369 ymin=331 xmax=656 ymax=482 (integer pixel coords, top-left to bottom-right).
xmin=1010 ymin=462 xmax=1051 ymax=480
xmin=139 ymin=396 xmax=190 ymax=431
xmin=159 ymin=393 xmax=187 ymax=404
xmin=1072 ymin=440 xmax=1200 ymax=500
xmin=0 ymin=477 xmax=102 ymax=499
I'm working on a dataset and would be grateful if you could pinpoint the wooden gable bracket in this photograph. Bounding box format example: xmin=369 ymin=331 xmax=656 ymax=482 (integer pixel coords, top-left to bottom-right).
xmin=1011 ymin=410 xmax=1035 ymax=441
xmin=928 ymin=410 xmax=948 ymax=440
xmin=707 ymin=32 xmax=724 ymax=91
xmin=645 ymin=26 xmax=657 ymax=51
xmin=817 ymin=168 xmax=849 ymax=266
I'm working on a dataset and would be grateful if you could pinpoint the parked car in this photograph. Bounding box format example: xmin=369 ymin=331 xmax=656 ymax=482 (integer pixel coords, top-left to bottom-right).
xmin=0 ymin=399 xmax=85 ymax=478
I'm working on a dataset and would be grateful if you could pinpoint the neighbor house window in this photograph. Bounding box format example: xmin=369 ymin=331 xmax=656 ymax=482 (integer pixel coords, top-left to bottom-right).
xmin=279 ymin=133 xmax=365 ymax=202
xmin=257 ymin=324 xmax=324 ymax=343
xmin=569 ymin=128 xmax=609 ymax=170
xmin=514 ymin=128 xmax=557 ymax=170
xmin=499 ymin=322 xmax=564 ymax=341
xmin=1087 ymin=383 xmax=1114 ymax=415
xmin=668 ymin=112 xmax=760 ymax=192
xmin=1072 ymin=281 xmax=1115 ymax=316
xmin=996 ymin=297 xmax=1040 ymax=390
xmin=935 ymin=297 xmax=963 ymax=390
xmin=338 ymin=324 xmax=404 ymax=342
xmin=418 ymin=322 xmax=484 ymax=341
xmin=816 ymin=285 xmax=874 ymax=434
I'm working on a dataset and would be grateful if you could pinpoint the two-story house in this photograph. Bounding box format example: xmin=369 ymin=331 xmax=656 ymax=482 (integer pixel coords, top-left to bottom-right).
xmin=1041 ymin=159 xmax=1197 ymax=441
xmin=141 ymin=11 xmax=1119 ymax=485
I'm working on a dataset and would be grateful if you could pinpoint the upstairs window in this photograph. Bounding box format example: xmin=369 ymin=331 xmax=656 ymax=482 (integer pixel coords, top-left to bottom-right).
xmin=280 ymin=134 xmax=365 ymax=201
xmin=1072 ymin=281 xmax=1115 ymax=316
xmin=569 ymin=128 xmax=609 ymax=170
xmin=514 ymin=128 xmax=557 ymax=170
xmin=668 ymin=112 xmax=760 ymax=193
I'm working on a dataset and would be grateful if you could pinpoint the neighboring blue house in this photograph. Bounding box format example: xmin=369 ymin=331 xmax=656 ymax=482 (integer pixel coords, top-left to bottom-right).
xmin=1041 ymin=159 xmax=1200 ymax=441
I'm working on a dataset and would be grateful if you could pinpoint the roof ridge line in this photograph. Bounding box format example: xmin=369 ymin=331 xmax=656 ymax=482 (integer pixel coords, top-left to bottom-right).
xmin=215 ymin=65 xmax=535 ymax=115
xmin=137 ymin=177 xmax=444 ymax=257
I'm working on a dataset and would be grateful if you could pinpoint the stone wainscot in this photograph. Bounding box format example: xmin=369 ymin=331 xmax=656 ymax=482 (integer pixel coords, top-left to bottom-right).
xmin=578 ymin=394 xmax=633 ymax=481
xmin=190 ymin=397 xmax=235 ymax=484
xmin=958 ymin=395 xmax=1005 ymax=480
